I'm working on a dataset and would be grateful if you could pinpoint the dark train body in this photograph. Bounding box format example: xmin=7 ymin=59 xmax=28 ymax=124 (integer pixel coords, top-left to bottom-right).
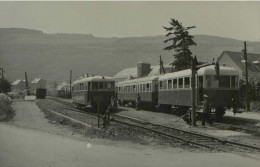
xmin=36 ymin=88 xmax=47 ymax=99
xmin=72 ymin=76 xmax=116 ymax=113
xmin=116 ymin=65 xmax=240 ymax=118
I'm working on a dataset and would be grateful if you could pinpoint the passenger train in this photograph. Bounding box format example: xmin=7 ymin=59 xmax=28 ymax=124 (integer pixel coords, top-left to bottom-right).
xmin=116 ymin=65 xmax=239 ymax=121
xmin=72 ymin=75 xmax=116 ymax=113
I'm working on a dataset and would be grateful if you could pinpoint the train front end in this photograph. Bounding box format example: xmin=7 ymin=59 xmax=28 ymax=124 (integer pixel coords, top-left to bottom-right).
xmin=197 ymin=66 xmax=240 ymax=120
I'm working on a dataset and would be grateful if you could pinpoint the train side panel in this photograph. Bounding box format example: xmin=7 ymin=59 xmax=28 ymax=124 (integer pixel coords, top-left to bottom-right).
xmin=118 ymin=92 xmax=158 ymax=104
xmin=158 ymin=89 xmax=191 ymax=107
xmin=72 ymin=90 xmax=88 ymax=105
xmin=203 ymin=89 xmax=239 ymax=108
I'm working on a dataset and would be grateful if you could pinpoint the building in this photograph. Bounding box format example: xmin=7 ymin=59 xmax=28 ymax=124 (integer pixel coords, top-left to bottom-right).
xmin=30 ymin=78 xmax=46 ymax=93
xmin=113 ymin=61 xmax=174 ymax=82
xmin=218 ymin=51 xmax=260 ymax=82
xmin=57 ymin=82 xmax=70 ymax=95
xmin=11 ymin=80 xmax=26 ymax=92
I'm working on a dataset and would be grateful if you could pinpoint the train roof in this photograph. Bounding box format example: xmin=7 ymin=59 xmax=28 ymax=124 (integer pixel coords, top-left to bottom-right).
xmin=159 ymin=65 xmax=239 ymax=81
xmin=116 ymin=76 xmax=159 ymax=85
xmin=73 ymin=76 xmax=114 ymax=85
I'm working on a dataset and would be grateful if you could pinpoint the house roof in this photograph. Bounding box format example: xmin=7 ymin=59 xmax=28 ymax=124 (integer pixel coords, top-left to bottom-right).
xmin=219 ymin=51 xmax=260 ymax=73
xmin=113 ymin=67 xmax=137 ymax=79
xmin=114 ymin=65 xmax=173 ymax=79
xmin=31 ymin=78 xmax=42 ymax=84
xmin=12 ymin=79 xmax=24 ymax=85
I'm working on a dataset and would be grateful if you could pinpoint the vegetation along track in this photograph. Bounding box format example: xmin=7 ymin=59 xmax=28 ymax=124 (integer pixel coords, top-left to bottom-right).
xmin=47 ymin=97 xmax=260 ymax=154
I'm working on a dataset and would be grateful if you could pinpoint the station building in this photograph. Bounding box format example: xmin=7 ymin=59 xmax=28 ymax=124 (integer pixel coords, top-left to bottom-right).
xmin=11 ymin=79 xmax=26 ymax=92
xmin=30 ymin=78 xmax=46 ymax=94
xmin=113 ymin=62 xmax=174 ymax=82
xmin=218 ymin=51 xmax=260 ymax=82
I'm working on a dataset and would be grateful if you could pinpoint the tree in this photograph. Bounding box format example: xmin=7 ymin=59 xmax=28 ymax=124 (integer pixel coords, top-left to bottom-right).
xmin=0 ymin=79 xmax=11 ymax=93
xmin=163 ymin=18 xmax=196 ymax=71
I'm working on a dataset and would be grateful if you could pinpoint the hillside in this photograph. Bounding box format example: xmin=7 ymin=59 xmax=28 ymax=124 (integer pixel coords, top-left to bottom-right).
xmin=0 ymin=28 xmax=260 ymax=82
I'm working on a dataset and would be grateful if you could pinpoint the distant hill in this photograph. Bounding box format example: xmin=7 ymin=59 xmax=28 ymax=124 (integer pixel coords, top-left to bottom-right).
xmin=0 ymin=28 xmax=260 ymax=82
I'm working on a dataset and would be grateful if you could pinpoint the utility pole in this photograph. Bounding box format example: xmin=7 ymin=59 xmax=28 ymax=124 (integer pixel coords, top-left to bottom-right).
xmin=160 ymin=55 xmax=165 ymax=74
xmin=0 ymin=67 xmax=5 ymax=80
xmin=191 ymin=57 xmax=197 ymax=126
xmin=70 ymin=70 xmax=72 ymax=98
xmin=25 ymin=72 xmax=30 ymax=95
xmin=190 ymin=58 xmax=215 ymax=126
xmin=243 ymin=41 xmax=250 ymax=111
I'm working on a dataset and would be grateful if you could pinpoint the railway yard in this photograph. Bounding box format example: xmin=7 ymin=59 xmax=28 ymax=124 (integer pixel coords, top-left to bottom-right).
xmin=0 ymin=96 xmax=260 ymax=167
xmin=39 ymin=97 xmax=260 ymax=153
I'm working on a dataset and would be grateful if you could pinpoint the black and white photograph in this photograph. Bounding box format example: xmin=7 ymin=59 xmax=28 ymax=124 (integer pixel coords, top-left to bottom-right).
xmin=0 ymin=1 xmax=260 ymax=167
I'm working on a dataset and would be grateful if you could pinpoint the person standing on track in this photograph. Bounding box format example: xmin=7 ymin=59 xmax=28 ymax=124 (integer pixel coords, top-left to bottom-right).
xmin=202 ymin=95 xmax=212 ymax=126
xmin=136 ymin=93 xmax=141 ymax=111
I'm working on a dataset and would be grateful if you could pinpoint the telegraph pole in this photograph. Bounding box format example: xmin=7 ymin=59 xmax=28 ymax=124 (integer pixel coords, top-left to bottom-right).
xmin=0 ymin=67 xmax=5 ymax=80
xmin=191 ymin=57 xmax=197 ymax=126
xmin=160 ymin=55 xmax=165 ymax=74
xmin=70 ymin=70 xmax=72 ymax=97
xmin=243 ymin=41 xmax=250 ymax=111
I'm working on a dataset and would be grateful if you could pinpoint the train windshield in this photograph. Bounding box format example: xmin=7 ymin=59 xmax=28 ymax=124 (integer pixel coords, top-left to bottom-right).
xmin=205 ymin=75 xmax=238 ymax=88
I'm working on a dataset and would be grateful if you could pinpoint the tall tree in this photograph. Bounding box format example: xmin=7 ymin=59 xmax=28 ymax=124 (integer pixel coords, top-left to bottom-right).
xmin=163 ymin=18 xmax=196 ymax=71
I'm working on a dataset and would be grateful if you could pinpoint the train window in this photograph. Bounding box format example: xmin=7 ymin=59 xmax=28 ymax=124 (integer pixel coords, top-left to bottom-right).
xmin=212 ymin=76 xmax=219 ymax=88
xmin=133 ymin=85 xmax=136 ymax=92
xmin=92 ymin=82 xmax=98 ymax=90
xmin=155 ymin=83 xmax=158 ymax=91
xmin=184 ymin=77 xmax=190 ymax=88
xmin=99 ymin=82 xmax=104 ymax=89
xmin=146 ymin=83 xmax=150 ymax=92
xmin=219 ymin=76 xmax=230 ymax=88
xmin=143 ymin=84 xmax=146 ymax=92
xmin=220 ymin=76 xmax=231 ymax=88
xmin=104 ymin=83 xmax=108 ymax=89
xmin=140 ymin=84 xmax=142 ymax=92
xmin=173 ymin=79 xmax=177 ymax=89
xmin=107 ymin=82 xmax=114 ymax=90
xmin=167 ymin=80 xmax=172 ymax=90
xmin=231 ymin=76 xmax=237 ymax=88
xmin=85 ymin=84 xmax=88 ymax=90
xmin=159 ymin=81 xmax=163 ymax=90
xmin=206 ymin=75 xmax=212 ymax=88
xmin=178 ymin=78 xmax=183 ymax=88
xmin=162 ymin=80 xmax=167 ymax=90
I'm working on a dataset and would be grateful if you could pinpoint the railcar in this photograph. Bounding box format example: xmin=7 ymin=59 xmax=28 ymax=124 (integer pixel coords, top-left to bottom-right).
xmin=158 ymin=65 xmax=239 ymax=120
xmin=72 ymin=76 xmax=116 ymax=113
xmin=116 ymin=76 xmax=159 ymax=109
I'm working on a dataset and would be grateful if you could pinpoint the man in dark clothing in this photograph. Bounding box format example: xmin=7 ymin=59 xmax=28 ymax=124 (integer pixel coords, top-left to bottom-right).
xmin=232 ymin=98 xmax=237 ymax=115
xmin=136 ymin=93 xmax=141 ymax=111
xmin=202 ymin=95 xmax=211 ymax=126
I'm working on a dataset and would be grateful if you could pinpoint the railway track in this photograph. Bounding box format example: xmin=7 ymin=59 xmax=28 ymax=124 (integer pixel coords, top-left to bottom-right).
xmin=46 ymin=97 xmax=260 ymax=154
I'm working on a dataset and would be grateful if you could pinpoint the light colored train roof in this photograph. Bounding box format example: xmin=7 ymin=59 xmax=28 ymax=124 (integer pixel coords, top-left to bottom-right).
xmin=73 ymin=76 xmax=114 ymax=85
xmin=159 ymin=65 xmax=239 ymax=80
xmin=116 ymin=76 xmax=159 ymax=86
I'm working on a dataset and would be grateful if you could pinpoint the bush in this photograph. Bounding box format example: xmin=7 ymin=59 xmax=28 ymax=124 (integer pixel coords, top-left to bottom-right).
xmin=0 ymin=79 xmax=11 ymax=93
xmin=0 ymin=93 xmax=15 ymax=121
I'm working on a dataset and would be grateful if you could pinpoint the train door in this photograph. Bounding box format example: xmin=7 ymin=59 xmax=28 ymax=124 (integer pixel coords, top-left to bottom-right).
xmin=87 ymin=82 xmax=91 ymax=102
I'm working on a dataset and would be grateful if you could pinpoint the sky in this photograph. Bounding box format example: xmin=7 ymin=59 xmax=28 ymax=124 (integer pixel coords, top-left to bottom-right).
xmin=0 ymin=1 xmax=259 ymax=41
